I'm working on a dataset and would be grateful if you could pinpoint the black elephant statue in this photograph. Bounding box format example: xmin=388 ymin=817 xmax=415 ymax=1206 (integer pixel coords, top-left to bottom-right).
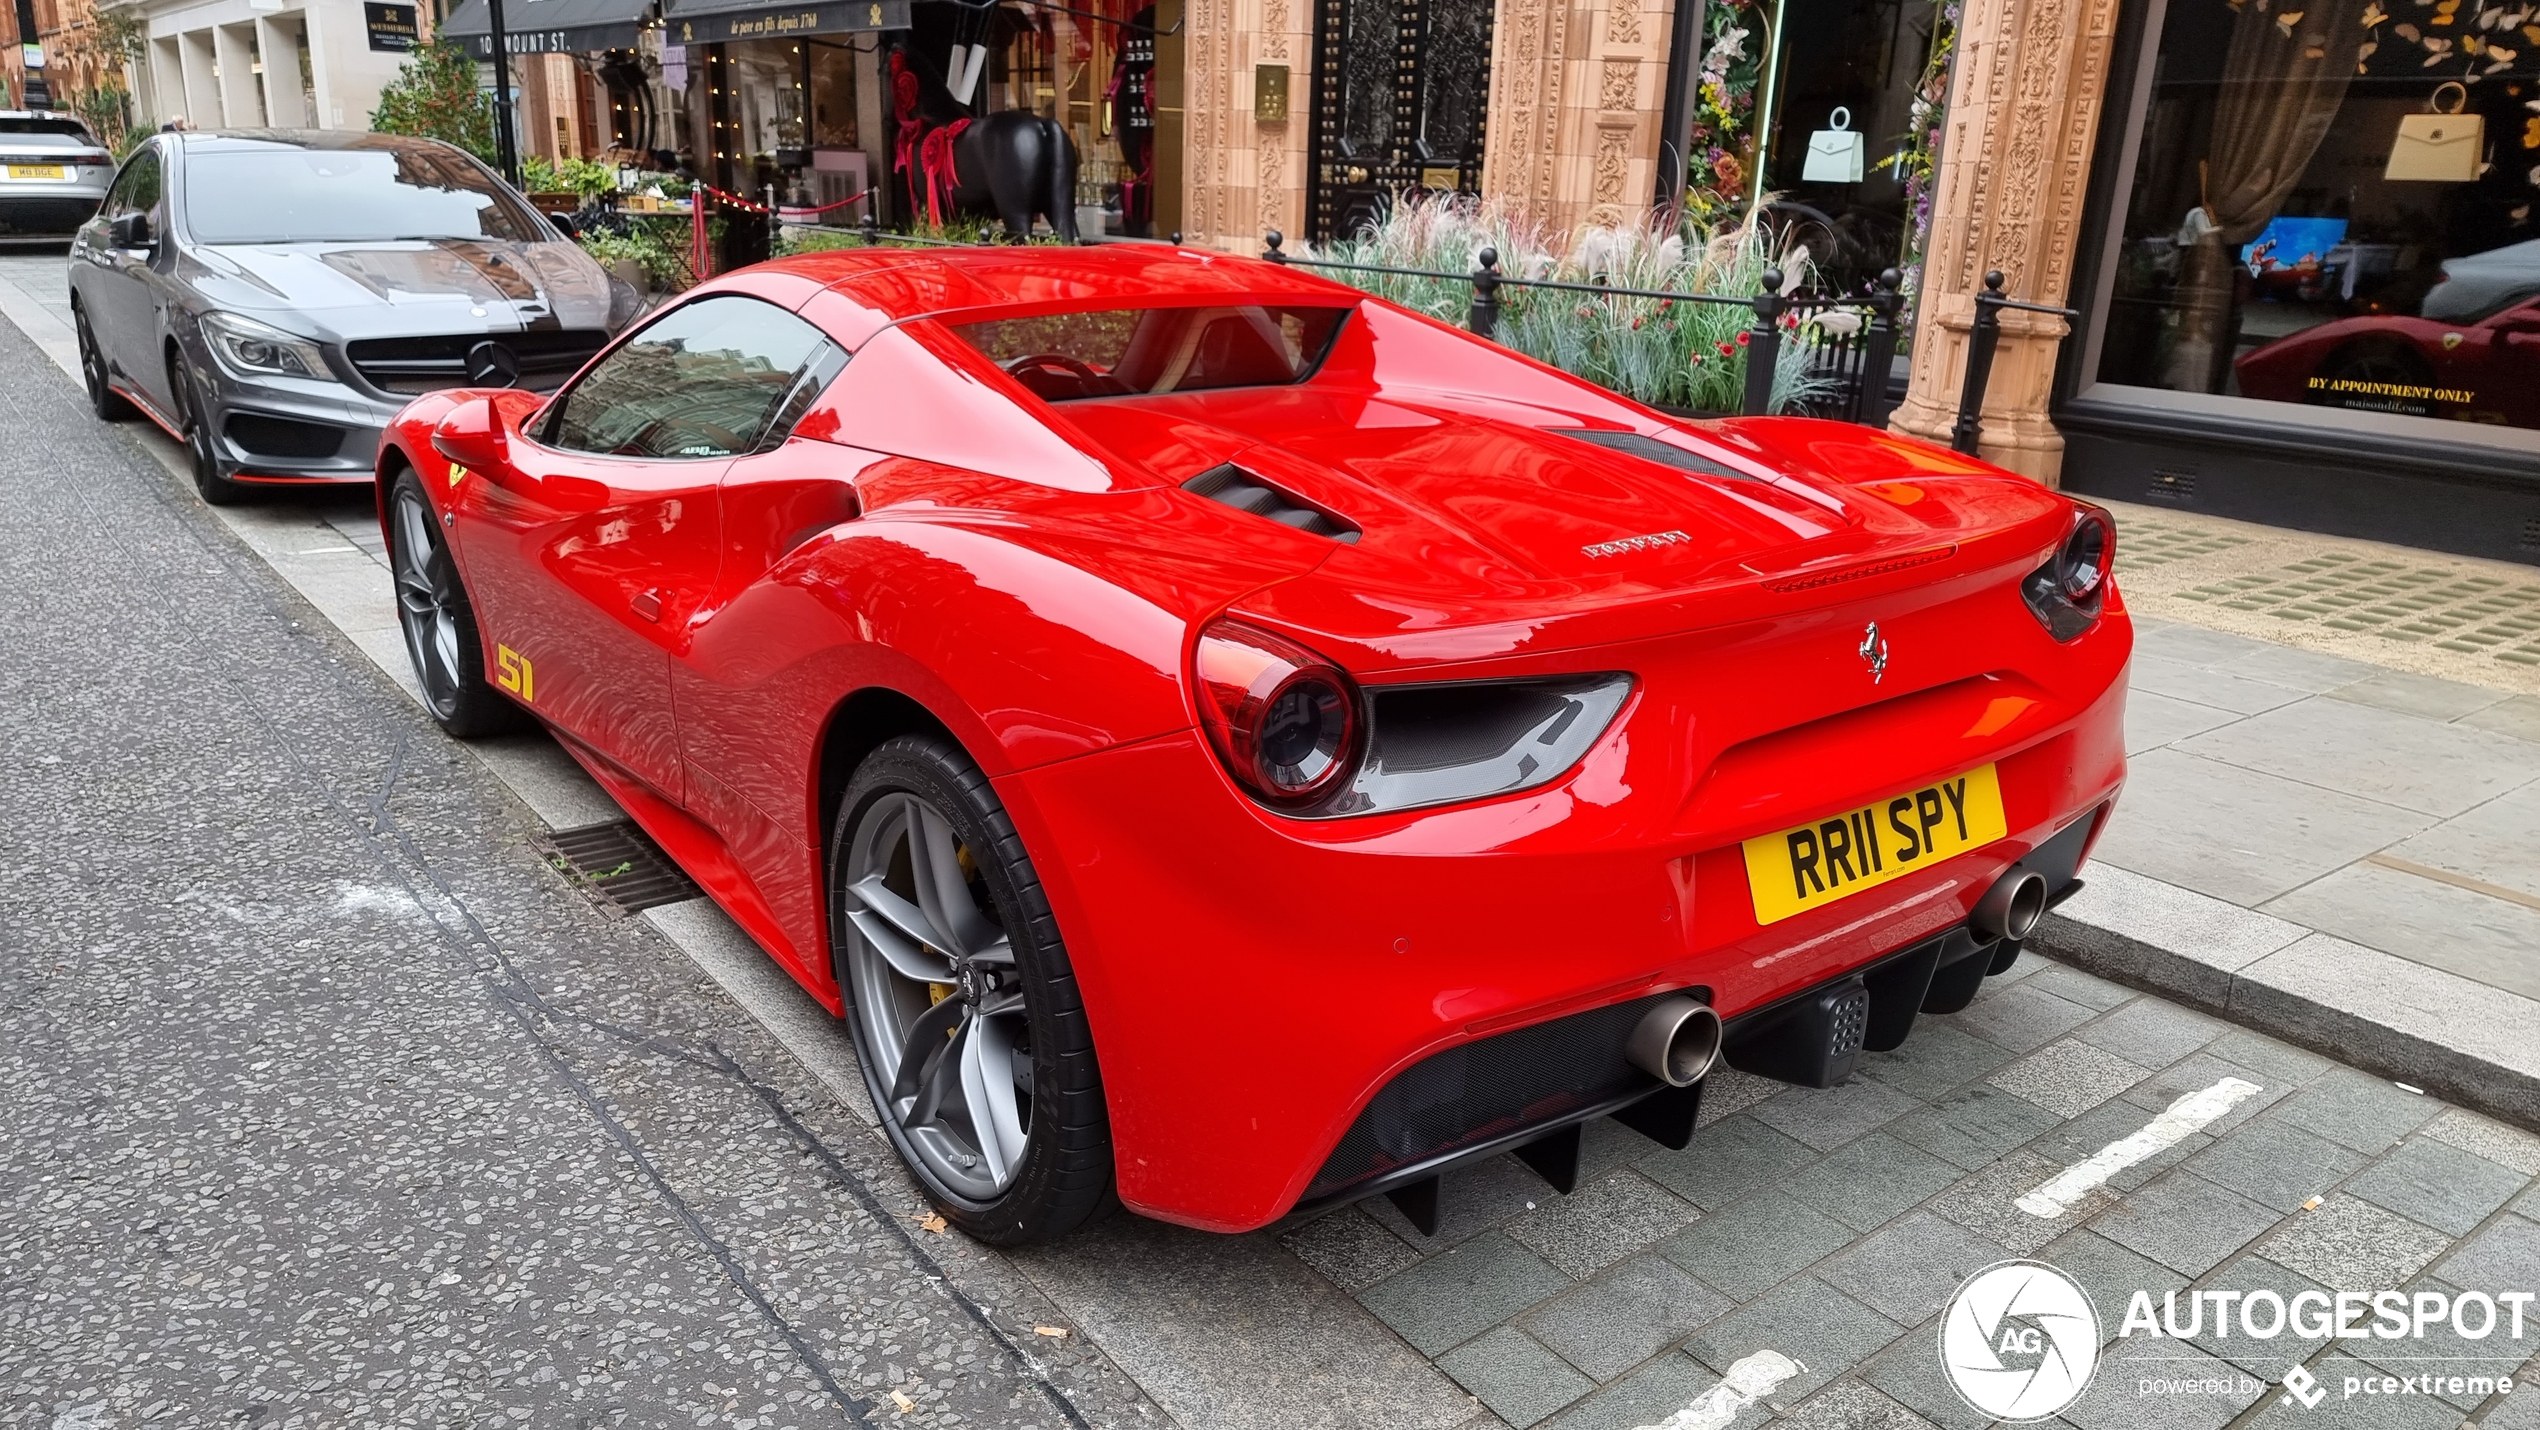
xmin=892 ymin=48 xmax=1081 ymax=243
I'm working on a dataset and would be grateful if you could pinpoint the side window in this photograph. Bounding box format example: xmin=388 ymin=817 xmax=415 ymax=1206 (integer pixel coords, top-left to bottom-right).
xmin=102 ymin=148 xmax=162 ymax=222
xmin=544 ymin=294 xmax=842 ymax=459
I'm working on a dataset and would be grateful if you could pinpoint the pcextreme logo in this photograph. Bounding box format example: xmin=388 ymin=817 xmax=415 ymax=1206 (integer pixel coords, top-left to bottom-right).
xmin=1940 ymin=1261 xmax=2101 ymax=1421
xmin=496 ymin=644 xmax=535 ymax=703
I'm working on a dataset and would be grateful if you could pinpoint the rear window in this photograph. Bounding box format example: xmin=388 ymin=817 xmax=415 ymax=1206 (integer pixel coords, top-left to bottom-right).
xmin=0 ymin=118 xmax=99 ymax=144
xmin=950 ymin=304 xmax=1349 ymax=402
xmin=182 ymin=144 xmax=544 ymax=244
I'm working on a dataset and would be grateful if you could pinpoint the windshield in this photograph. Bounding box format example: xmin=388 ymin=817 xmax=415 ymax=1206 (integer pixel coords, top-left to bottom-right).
xmin=0 ymin=118 xmax=97 ymax=142
xmin=183 ymin=145 xmax=544 ymax=244
xmin=950 ymin=304 xmax=1350 ymax=402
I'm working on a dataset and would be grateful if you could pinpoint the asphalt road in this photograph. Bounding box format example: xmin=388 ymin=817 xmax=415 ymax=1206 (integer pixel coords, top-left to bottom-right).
xmin=0 ymin=301 xmax=1152 ymax=1428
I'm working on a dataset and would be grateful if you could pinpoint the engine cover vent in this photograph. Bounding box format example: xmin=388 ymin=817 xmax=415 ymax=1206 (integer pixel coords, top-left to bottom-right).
xmin=1556 ymin=428 xmax=1763 ymax=482
xmin=1183 ymin=463 xmax=1360 ymax=543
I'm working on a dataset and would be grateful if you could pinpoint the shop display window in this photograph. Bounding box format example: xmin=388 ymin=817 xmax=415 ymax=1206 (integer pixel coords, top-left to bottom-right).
xmin=2091 ymin=0 xmax=2540 ymax=433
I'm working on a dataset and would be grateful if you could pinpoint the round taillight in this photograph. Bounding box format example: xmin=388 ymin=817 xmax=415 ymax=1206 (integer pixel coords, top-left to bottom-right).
xmin=2058 ymin=506 xmax=2114 ymax=605
xmin=1192 ymin=619 xmax=1361 ymax=808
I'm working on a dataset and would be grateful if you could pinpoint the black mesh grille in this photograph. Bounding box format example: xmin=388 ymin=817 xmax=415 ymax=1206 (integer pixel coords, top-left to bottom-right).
xmin=226 ymin=412 xmax=346 ymax=459
xmin=1305 ymin=991 xmax=1674 ymax=1200
xmin=1829 ymin=983 xmax=1870 ymax=1058
xmin=1556 ymin=429 xmax=1760 ymax=481
xmin=346 ymin=330 xmax=609 ymax=395
xmin=1183 ymin=463 xmax=1360 ymax=543
xmin=0 ymin=198 xmax=100 ymax=236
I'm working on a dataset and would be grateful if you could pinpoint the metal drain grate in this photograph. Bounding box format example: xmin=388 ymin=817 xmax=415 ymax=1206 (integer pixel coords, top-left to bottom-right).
xmin=2112 ymin=515 xmax=2254 ymax=572
xmin=533 ymin=821 xmax=702 ymax=916
xmin=2177 ymin=551 xmax=2540 ymax=667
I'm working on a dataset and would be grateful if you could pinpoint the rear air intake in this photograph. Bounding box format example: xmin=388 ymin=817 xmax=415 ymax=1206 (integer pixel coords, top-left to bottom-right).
xmin=1182 ymin=463 xmax=1360 ymax=543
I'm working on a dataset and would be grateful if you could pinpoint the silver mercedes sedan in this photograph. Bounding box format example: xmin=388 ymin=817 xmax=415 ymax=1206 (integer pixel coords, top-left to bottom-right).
xmin=68 ymin=129 xmax=638 ymax=503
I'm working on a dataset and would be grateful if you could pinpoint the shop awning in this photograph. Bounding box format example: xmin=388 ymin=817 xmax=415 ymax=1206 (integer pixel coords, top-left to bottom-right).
xmin=660 ymin=0 xmax=908 ymax=45
xmin=436 ymin=0 xmax=655 ymax=56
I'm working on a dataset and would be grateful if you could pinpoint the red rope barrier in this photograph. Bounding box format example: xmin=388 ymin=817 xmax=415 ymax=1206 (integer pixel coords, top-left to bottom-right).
xmin=682 ymin=182 xmax=875 ymax=282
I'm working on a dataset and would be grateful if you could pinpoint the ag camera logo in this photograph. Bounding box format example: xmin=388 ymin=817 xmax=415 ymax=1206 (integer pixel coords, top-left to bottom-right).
xmin=1940 ymin=1260 xmax=2103 ymax=1421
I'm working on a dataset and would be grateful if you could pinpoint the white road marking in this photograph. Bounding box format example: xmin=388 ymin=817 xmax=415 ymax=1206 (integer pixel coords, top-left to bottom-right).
xmin=2017 ymin=1077 xmax=2263 ymax=1218
xmin=1634 ymin=1350 xmax=1803 ymax=1430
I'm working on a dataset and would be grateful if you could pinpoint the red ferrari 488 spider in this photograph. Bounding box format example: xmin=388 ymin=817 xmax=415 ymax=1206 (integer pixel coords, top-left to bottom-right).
xmin=377 ymin=244 xmax=2130 ymax=1244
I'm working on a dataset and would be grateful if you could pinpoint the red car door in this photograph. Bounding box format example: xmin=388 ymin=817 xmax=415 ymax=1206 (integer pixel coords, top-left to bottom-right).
xmin=453 ymin=293 xmax=834 ymax=801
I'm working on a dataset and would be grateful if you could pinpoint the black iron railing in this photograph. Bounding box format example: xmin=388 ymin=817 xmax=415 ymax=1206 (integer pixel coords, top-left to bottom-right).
xmin=819 ymin=214 xmax=2074 ymax=450
xmin=1260 ymin=229 xmax=1905 ymax=425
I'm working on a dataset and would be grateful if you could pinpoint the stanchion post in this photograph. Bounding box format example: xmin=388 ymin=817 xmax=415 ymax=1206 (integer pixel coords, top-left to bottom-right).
xmin=1858 ymin=267 xmax=1903 ymax=429
xmin=1952 ymin=270 xmax=2007 ymax=456
xmin=1469 ymin=247 xmax=1502 ymax=340
xmin=1741 ymin=267 xmax=1786 ymax=416
xmin=1263 ymin=230 xmax=1287 ymax=263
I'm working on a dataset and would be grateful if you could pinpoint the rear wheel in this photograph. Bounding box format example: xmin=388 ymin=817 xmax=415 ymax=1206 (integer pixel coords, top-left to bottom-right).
xmin=169 ymin=351 xmax=247 ymax=506
xmin=831 ymin=735 xmax=1114 ymax=1244
xmin=386 ymin=468 xmax=521 ymax=738
xmin=74 ymin=304 xmax=133 ymax=422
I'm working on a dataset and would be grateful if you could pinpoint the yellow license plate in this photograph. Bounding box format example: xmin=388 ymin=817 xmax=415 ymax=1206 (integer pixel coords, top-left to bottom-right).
xmin=1743 ymin=764 xmax=2008 ymax=925
xmin=6 ymin=164 xmax=67 ymax=180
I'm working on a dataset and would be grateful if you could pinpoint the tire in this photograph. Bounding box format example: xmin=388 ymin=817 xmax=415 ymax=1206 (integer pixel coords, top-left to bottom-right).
xmin=831 ymin=734 xmax=1114 ymax=1245
xmin=385 ymin=467 xmax=524 ymax=739
xmin=74 ymin=304 xmax=133 ymax=422
xmin=170 ymin=351 xmax=248 ymax=506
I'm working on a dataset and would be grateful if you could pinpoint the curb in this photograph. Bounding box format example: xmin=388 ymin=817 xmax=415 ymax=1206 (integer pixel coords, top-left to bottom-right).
xmin=2030 ymin=864 xmax=2540 ymax=1134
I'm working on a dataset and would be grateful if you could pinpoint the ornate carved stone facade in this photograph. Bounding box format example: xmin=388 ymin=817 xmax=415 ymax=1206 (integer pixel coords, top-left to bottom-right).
xmin=1889 ymin=0 xmax=2125 ymax=481
xmin=1179 ymin=0 xmax=1682 ymax=251
xmin=1179 ymin=0 xmax=1314 ymax=248
xmin=1477 ymin=0 xmax=1678 ymax=242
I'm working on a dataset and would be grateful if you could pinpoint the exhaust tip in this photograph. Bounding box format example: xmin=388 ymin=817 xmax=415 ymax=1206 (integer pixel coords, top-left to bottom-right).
xmin=1627 ymin=996 xmax=1722 ymax=1088
xmin=1974 ymin=871 xmax=2050 ymax=943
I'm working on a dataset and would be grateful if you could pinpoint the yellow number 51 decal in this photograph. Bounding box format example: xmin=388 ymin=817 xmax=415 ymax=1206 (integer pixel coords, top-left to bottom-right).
xmin=496 ymin=644 xmax=535 ymax=703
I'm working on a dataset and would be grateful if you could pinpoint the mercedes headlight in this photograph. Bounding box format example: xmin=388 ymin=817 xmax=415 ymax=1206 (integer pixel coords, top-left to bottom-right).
xmin=199 ymin=311 xmax=334 ymax=382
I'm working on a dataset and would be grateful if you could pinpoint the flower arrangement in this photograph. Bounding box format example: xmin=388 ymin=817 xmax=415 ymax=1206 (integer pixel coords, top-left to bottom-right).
xmin=1310 ymin=193 xmax=1840 ymax=415
xmin=1891 ymin=0 xmax=1961 ymax=308
xmin=1683 ymin=3 xmax=1766 ymax=222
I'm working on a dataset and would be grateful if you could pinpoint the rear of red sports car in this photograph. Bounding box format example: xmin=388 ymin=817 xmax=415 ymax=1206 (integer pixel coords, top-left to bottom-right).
xmin=985 ymin=291 xmax=2131 ymax=1234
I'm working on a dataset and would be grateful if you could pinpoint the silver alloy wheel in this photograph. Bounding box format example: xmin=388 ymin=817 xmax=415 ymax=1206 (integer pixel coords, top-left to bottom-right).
xmin=842 ymin=790 xmax=1031 ymax=1201
xmin=390 ymin=486 xmax=464 ymax=714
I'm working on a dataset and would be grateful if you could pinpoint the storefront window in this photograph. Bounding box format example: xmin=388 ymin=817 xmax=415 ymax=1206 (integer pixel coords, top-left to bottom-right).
xmin=1750 ymin=0 xmax=1956 ymax=296
xmin=2093 ymin=0 xmax=2540 ymax=432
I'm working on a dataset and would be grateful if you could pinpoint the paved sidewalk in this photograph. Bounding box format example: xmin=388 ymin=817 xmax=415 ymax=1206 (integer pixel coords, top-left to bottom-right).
xmin=2040 ymin=510 xmax=2540 ymax=1129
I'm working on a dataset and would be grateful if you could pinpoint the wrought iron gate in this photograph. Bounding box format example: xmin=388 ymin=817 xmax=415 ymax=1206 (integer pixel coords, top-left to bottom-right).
xmin=1306 ymin=0 xmax=1495 ymax=242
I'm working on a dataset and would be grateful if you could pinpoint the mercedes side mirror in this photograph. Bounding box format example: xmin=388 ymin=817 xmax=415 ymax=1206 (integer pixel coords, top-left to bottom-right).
xmin=108 ymin=212 xmax=152 ymax=251
xmin=431 ymin=396 xmax=510 ymax=474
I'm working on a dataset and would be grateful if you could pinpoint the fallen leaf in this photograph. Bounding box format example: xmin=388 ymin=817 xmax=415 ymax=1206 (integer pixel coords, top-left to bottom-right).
xmin=2397 ymin=21 xmax=2423 ymax=38
xmin=918 ymin=1212 xmax=949 ymax=1234
xmin=890 ymin=1389 xmax=917 ymax=1413
xmin=2278 ymin=10 xmax=2305 ymax=32
xmin=1033 ymin=1325 xmax=1070 ymax=1338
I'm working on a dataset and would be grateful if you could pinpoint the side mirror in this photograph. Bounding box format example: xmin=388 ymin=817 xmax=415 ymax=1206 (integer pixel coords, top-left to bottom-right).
xmin=108 ymin=212 xmax=152 ymax=251
xmin=431 ymin=396 xmax=510 ymax=474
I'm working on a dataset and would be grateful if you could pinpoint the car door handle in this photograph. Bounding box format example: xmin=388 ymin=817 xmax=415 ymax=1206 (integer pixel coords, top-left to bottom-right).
xmin=631 ymin=589 xmax=662 ymax=623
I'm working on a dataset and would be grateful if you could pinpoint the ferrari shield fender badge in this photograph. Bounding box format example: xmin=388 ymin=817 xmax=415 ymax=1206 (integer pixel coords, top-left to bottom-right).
xmin=1859 ymin=622 xmax=1890 ymax=684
